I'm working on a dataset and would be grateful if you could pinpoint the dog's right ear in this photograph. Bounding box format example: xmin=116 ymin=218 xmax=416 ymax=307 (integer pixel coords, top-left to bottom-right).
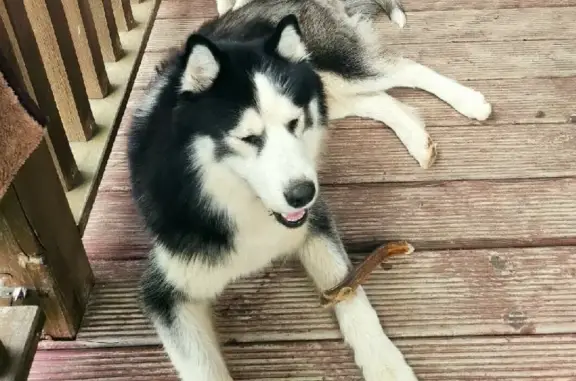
xmin=180 ymin=34 xmax=221 ymax=93
xmin=265 ymin=15 xmax=308 ymax=63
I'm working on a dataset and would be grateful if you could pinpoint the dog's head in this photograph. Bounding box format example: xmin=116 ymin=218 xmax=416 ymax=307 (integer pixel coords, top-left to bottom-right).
xmin=177 ymin=15 xmax=328 ymax=228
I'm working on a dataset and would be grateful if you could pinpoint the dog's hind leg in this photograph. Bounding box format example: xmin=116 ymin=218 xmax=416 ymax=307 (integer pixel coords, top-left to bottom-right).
xmin=323 ymin=57 xmax=492 ymax=121
xmin=327 ymin=89 xmax=436 ymax=169
xmin=300 ymin=214 xmax=418 ymax=381
xmin=373 ymin=58 xmax=492 ymax=121
xmin=152 ymin=301 xmax=233 ymax=381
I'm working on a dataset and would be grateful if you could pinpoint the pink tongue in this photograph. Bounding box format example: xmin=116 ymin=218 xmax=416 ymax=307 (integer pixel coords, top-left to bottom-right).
xmin=283 ymin=209 xmax=306 ymax=222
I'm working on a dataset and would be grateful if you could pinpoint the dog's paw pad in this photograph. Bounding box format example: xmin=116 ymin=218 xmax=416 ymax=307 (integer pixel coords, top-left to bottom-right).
xmin=390 ymin=8 xmax=407 ymax=28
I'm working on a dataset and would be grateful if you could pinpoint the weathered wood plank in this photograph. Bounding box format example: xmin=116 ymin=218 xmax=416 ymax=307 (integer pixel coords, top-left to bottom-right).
xmin=7 ymin=0 xmax=96 ymax=141
xmin=111 ymin=0 xmax=136 ymax=31
xmin=383 ymin=7 xmax=576 ymax=43
xmin=156 ymin=0 xmax=576 ymax=19
xmin=139 ymin=39 xmax=576 ymax=81
xmin=147 ymin=8 xmax=576 ymax=50
xmin=0 ymin=306 xmax=44 ymax=381
xmin=83 ymin=178 xmax=576 ymax=259
xmin=325 ymin=179 xmax=576 ymax=251
xmin=63 ymin=0 xmax=111 ymax=99
xmin=63 ymin=247 xmax=576 ymax=346
xmin=319 ymin=122 xmax=576 ymax=183
xmin=10 ymin=140 xmax=94 ymax=338
xmin=90 ymin=0 xmax=123 ymax=62
xmin=102 ymin=121 xmax=576 ymax=187
xmin=33 ymin=335 xmax=576 ymax=380
xmin=402 ymin=0 xmax=576 ymax=11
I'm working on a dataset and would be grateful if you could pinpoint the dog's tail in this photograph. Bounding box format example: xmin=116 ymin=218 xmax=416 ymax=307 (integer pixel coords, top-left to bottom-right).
xmin=342 ymin=0 xmax=406 ymax=27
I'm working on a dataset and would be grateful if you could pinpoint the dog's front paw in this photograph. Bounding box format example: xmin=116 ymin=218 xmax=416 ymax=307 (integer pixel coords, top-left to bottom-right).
xmin=454 ymin=89 xmax=492 ymax=121
xmin=362 ymin=359 xmax=418 ymax=381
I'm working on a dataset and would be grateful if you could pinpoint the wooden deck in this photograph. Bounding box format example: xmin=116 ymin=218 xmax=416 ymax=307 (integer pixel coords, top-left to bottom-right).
xmin=31 ymin=0 xmax=576 ymax=379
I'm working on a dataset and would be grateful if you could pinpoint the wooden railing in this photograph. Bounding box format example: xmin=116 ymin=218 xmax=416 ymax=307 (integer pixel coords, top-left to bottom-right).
xmin=0 ymin=0 xmax=159 ymax=340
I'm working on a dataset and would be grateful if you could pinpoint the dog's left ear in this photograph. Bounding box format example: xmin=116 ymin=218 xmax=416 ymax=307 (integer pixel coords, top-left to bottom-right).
xmin=265 ymin=15 xmax=308 ymax=63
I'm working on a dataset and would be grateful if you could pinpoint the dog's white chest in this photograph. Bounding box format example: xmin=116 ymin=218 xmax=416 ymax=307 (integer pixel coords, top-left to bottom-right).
xmin=156 ymin=208 xmax=308 ymax=300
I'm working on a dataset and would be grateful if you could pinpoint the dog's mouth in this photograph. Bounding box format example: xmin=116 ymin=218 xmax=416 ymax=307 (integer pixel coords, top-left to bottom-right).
xmin=272 ymin=209 xmax=309 ymax=228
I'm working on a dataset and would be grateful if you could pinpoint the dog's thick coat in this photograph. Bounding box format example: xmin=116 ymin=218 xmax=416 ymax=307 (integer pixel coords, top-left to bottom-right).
xmin=128 ymin=1 xmax=492 ymax=380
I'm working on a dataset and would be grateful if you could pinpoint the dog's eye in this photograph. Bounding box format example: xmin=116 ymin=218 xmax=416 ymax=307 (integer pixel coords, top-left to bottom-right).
xmin=240 ymin=135 xmax=263 ymax=146
xmin=287 ymin=118 xmax=299 ymax=133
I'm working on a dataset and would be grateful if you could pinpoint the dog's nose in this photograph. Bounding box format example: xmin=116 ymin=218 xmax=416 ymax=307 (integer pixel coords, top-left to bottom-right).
xmin=284 ymin=180 xmax=316 ymax=208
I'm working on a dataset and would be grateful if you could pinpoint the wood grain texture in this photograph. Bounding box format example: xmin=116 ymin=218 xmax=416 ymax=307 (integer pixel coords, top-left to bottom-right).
xmin=378 ymin=7 xmax=576 ymax=43
xmin=111 ymin=0 xmax=136 ymax=31
xmin=33 ymin=335 xmax=576 ymax=380
xmin=11 ymin=140 xmax=94 ymax=338
xmin=63 ymin=0 xmax=110 ymax=99
xmin=156 ymin=0 xmax=576 ymax=19
xmin=0 ymin=306 xmax=44 ymax=381
xmin=323 ymin=179 xmax=576 ymax=251
xmin=14 ymin=0 xmax=96 ymax=141
xmin=401 ymin=0 xmax=576 ymax=11
xmin=102 ymin=120 xmax=576 ymax=187
xmin=82 ymin=178 xmax=576 ymax=259
xmin=89 ymin=0 xmax=123 ymax=62
xmin=65 ymin=248 xmax=576 ymax=347
xmin=146 ymin=8 xmax=576 ymax=50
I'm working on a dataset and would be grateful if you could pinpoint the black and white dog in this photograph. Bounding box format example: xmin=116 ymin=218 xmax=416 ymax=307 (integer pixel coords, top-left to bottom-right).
xmin=127 ymin=0 xmax=491 ymax=380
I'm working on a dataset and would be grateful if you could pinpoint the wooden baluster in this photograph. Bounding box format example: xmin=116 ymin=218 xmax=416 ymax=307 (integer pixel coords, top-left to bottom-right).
xmin=89 ymin=0 xmax=123 ymax=62
xmin=4 ymin=0 xmax=96 ymax=142
xmin=0 ymin=62 xmax=94 ymax=338
xmin=112 ymin=0 xmax=136 ymax=31
xmin=63 ymin=0 xmax=111 ymax=99
xmin=0 ymin=2 xmax=81 ymax=190
xmin=1 ymin=143 xmax=94 ymax=338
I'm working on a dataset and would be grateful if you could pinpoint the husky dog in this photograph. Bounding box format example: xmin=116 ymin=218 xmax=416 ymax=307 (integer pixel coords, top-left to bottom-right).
xmin=127 ymin=0 xmax=491 ymax=380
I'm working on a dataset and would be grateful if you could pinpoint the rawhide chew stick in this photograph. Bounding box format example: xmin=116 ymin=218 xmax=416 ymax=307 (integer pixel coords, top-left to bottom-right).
xmin=320 ymin=241 xmax=414 ymax=308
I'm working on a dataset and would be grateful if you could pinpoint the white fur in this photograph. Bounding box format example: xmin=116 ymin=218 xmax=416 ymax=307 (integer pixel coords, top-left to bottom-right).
xmin=222 ymin=73 xmax=322 ymax=213
xmin=370 ymin=58 xmax=492 ymax=121
xmin=390 ymin=8 xmax=407 ymax=28
xmin=181 ymin=45 xmax=220 ymax=93
xmin=231 ymin=0 xmax=253 ymax=11
xmin=215 ymin=0 xmax=234 ymax=15
xmin=154 ymin=303 xmax=232 ymax=381
xmin=276 ymin=24 xmax=309 ymax=62
xmin=328 ymin=88 xmax=436 ymax=168
xmin=300 ymin=237 xmax=418 ymax=381
xmin=319 ymin=55 xmax=492 ymax=169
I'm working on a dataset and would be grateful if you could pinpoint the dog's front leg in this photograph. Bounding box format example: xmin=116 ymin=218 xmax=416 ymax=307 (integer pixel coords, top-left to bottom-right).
xmin=300 ymin=224 xmax=418 ymax=380
xmin=152 ymin=300 xmax=233 ymax=381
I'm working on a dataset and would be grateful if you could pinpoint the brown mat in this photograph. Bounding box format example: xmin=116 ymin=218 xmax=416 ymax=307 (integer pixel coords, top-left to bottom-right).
xmin=0 ymin=68 xmax=44 ymax=200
